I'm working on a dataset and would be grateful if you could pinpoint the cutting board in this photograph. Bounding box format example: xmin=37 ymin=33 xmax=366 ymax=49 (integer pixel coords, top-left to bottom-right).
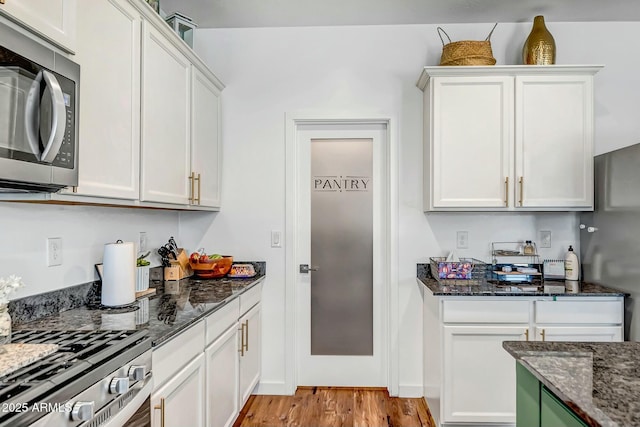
xmin=0 ymin=343 xmax=59 ymax=377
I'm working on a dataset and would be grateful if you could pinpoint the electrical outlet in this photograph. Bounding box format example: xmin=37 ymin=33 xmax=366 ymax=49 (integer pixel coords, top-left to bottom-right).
xmin=47 ymin=237 xmax=62 ymax=266
xmin=139 ymin=232 xmax=148 ymax=253
xmin=456 ymin=231 xmax=468 ymax=249
xmin=540 ymin=230 xmax=552 ymax=248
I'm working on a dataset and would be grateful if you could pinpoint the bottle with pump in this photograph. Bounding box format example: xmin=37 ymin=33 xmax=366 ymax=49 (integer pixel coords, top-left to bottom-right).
xmin=564 ymin=245 xmax=580 ymax=281
xmin=523 ymin=240 xmax=535 ymax=255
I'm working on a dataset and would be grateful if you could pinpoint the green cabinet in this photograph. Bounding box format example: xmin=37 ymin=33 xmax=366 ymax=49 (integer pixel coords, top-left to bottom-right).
xmin=516 ymin=362 xmax=540 ymax=427
xmin=516 ymin=362 xmax=587 ymax=427
xmin=541 ymin=388 xmax=588 ymax=427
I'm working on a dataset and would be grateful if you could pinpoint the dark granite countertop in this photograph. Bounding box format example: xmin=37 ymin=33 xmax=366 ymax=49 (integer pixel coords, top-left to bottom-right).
xmin=14 ymin=275 xmax=264 ymax=348
xmin=417 ymin=263 xmax=626 ymax=297
xmin=503 ymin=341 xmax=640 ymax=427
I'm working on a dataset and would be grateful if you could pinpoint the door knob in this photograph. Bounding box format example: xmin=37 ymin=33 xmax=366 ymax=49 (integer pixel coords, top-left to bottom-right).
xmin=299 ymin=264 xmax=319 ymax=273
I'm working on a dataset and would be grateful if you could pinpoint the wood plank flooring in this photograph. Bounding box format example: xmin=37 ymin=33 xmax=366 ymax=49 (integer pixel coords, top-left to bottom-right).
xmin=233 ymin=387 xmax=436 ymax=427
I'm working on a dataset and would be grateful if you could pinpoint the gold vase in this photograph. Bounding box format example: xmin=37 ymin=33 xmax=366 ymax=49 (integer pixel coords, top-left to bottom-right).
xmin=523 ymin=15 xmax=556 ymax=65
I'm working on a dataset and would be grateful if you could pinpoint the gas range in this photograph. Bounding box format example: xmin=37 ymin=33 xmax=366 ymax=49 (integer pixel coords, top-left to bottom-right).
xmin=0 ymin=329 xmax=151 ymax=427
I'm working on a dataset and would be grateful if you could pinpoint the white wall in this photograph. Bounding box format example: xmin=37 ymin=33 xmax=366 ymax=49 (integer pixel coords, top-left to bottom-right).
xmin=191 ymin=21 xmax=640 ymax=396
xmin=0 ymin=203 xmax=178 ymax=298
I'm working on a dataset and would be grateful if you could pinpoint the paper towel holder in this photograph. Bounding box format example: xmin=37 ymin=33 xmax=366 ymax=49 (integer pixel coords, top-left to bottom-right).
xmin=95 ymin=263 xmax=103 ymax=281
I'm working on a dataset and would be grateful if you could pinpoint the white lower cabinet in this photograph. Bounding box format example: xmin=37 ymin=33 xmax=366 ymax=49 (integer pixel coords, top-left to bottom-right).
xmin=206 ymin=325 xmax=239 ymax=427
xmin=151 ymin=353 xmax=206 ymax=427
xmin=152 ymin=284 xmax=262 ymax=427
xmin=535 ymin=326 xmax=622 ymax=342
xmin=239 ymin=303 xmax=261 ymax=407
xmin=442 ymin=325 xmax=526 ymax=424
xmin=427 ymin=295 xmax=624 ymax=426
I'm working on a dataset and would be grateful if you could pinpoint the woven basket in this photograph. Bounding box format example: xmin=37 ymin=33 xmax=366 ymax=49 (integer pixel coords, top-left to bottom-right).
xmin=438 ymin=24 xmax=498 ymax=66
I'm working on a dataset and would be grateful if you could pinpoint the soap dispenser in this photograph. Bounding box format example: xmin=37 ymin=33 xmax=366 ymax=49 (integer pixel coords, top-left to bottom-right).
xmin=564 ymin=245 xmax=580 ymax=281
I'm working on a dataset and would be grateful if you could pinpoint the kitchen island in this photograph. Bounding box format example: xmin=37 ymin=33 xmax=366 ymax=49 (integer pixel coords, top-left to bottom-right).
xmin=503 ymin=340 xmax=640 ymax=427
xmin=417 ymin=263 xmax=626 ymax=427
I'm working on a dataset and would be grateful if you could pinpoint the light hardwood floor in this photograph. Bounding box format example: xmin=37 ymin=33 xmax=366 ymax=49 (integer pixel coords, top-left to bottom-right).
xmin=234 ymin=387 xmax=436 ymax=427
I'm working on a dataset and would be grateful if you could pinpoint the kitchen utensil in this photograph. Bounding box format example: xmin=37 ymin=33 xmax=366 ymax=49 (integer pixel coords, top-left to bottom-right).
xmin=157 ymin=246 xmax=171 ymax=266
xmin=169 ymin=237 xmax=178 ymax=252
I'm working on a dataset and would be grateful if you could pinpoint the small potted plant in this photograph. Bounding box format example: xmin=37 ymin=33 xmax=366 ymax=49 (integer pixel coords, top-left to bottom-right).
xmin=136 ymin=252 xmax=151 ymax=292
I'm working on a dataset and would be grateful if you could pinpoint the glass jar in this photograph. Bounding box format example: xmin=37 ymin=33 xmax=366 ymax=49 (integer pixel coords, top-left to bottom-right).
xmin=523 ymin=240 xmax=535 ymax=255
xmin=0 ymin=304 xmax=11 ymax=346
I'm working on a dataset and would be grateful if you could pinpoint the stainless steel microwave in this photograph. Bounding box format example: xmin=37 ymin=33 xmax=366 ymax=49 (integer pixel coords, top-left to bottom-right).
xmin=0 ymin=21 xmax=79 ymax=192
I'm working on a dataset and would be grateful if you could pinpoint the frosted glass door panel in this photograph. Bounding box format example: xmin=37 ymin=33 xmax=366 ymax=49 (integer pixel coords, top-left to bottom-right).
xmin=310 ymin=138 xmax=373 ymax=356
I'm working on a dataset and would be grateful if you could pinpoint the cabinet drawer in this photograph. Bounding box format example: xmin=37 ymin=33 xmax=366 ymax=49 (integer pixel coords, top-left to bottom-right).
xmin=240 ymin=283 xmax=262 ymax=315
xmin=442 ymin=300 xmax=529 ymax=323
xmin=535 ymin=300 xmax=622 ymax=324
xmin=153 ymin=320 xmax=205 ymax=389
xmin=206 ymin=299 xmax=240 ymax=346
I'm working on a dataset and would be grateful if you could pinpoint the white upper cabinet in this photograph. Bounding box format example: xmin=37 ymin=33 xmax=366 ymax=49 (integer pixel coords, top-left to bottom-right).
xmin=140 ymin=21 xmax=192 ymax=204
xmin=191 ymin=67 xmax=222 ymax=208
xmin=515 ymin=75 xmax=594 ymax=209
xmin=418 ymin=65 xmax=601 ymax=212
xmin=0 ymin=0 xmax=76 ymax=53
xmin=427 ymin=75 xmax=513 ymax=208
xmin=68 ymin=0 xmax=141 ymax=200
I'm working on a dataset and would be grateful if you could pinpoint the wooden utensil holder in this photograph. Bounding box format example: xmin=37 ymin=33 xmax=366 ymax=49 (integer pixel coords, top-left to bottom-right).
xmin=163 ymin=248 xmax=193 ymax=280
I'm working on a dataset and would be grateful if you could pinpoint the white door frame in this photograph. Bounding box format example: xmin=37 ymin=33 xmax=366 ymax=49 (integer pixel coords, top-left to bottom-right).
xmin=284 ymin=112 xmax=399 ymax=395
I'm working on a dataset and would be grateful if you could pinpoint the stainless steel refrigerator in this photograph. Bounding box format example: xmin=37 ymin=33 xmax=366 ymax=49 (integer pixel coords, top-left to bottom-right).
xmin=580 ymin=142 xmax=640 ymax=341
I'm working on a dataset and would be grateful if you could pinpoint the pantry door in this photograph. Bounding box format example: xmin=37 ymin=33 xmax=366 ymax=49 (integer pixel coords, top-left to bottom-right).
xmin=293 ymin=120 xmax=389 ymax=387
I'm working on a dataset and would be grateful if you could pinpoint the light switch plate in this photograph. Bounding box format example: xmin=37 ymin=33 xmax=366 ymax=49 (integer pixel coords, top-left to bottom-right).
xmin=271 ymin=230 xmax=282 ymax=248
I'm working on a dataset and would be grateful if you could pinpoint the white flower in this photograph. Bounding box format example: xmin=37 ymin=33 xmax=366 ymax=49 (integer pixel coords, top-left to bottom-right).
xmin=0 ymin=275 xmax=24 ymax=306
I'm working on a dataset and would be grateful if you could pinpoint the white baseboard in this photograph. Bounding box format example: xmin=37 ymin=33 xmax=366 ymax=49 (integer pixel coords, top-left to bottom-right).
xmin=254 ymin=380 xmax=292 ymax=395
xmin=424 ymin=384 xmax=440 ymax=399
xmin=397 ymin=384 xmax=423 ymax=398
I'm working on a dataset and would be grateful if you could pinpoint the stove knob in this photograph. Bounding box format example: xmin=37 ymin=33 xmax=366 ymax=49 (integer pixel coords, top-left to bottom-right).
xmin=109 ymin=377 xmax=130 ymax=395
xmin=128 ymin=365 xmax=146 ymax=381
xmin=71 ymin=401 xmax=95 ymax=421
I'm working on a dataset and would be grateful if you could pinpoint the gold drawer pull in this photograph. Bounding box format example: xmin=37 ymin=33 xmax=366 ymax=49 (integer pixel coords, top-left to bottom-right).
xmin=154 ymin=397 xmax=165 ymax=427
xmin=504 ymin=177 xmax=509 ymax=206
xmin=519 ymin=176 xmax=524 ymax=206
xmin=188 ymin=172 xmax=195 ymax=203
xmin=239 ymin=322 xmax=245 ymax=356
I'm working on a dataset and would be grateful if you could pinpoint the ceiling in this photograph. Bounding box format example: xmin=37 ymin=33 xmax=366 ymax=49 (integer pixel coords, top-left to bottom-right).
xmin=158 ymin=0 xmax=640 ymax=29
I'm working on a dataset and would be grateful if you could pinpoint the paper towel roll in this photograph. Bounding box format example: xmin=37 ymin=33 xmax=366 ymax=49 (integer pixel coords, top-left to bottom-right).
xmin=102 ymin=241 xmax=136 ymax=307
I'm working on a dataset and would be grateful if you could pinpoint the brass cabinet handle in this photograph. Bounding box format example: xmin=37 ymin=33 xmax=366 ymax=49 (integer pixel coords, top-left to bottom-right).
xmin=0 ymin=1 xmax=5 ymax=5
xmin=524 ymin=329 xmax=529 ymax=341
xmin=504 ymin=177 xmax=509 ymax=206
xmin=195 ymin=173 xmax=201 ymax=205
xmin=518 ymin=176 xmax=524 ymax=206
xmin=541 ymin=329 xmax=546 ymax=342
xmin=188 ymin=172 xmax=195 ymax=203
xmin=154 ymin=397 xmax=165 ymax=427
xmin=239 ymin=322 xmax=245 ymax=356
xmin=244 ymin=319 xmax=249 ymax=352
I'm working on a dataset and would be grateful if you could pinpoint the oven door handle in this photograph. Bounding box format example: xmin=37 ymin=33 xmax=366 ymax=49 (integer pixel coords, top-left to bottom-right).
xmin=101 ymin=374 xmax=153 ymax=427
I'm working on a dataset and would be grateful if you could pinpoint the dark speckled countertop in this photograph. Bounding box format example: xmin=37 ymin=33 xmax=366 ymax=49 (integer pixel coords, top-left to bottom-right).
xmin=14 ymin=274 xmax=264 ymax=347
xmin=416 ymin=263 xmax=626 ymax=297
xmin=503 ymin=341 xmax=640 ymax=427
